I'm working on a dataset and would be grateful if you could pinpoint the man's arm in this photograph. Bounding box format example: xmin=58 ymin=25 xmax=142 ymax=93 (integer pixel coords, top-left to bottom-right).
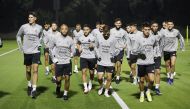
xmin=177 ymin=31 xmax=185 ymax=51
xmin=16 ymin=26 xmax=24 ymax=52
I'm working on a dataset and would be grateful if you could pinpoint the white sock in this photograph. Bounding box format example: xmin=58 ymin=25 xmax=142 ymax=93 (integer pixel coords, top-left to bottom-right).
xmin=89 ymin=80 xmax=92 ymax=84
xmin=147 ymin=89 xmax=150 ymax=93
xmin=140 ymin=91 xmax=144 ymax=96
xmin=116 ymin=76 xmax=120 ymax=80
xmin=83 ymin=83 xmax=88 ymax=89
xmin=28 ymin=81 xmax=32 ymax=87
xmin=46 ymin=66 xmax=49 ymax=72
xmin=105 ymin=89 xmax=109 ymax=94
xmin=53 ymin=76 xmax=56 ymax=79
xmin=167 ymin=72 xmax=170 ymax=78
xmin=32 ymin=85 xmax=37 ymax=91
xmin=155 ymin=84 xmax=160 ymax=89
xmin=64 ymin=90 xmax=68 ymax=96
xmin=75 ymin=65 xmax=77 ymax=70
xmin=170 ymin=73 xmax=174 ymax=79
xmin=134 ymin=76 xmax=137 ymax=79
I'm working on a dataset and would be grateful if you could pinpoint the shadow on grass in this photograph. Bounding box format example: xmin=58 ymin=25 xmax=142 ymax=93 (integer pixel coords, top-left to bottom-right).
xmin=0 ymin=91 xmax=10 ymax=98
xmin=37 ymin=86 xmax=48 ymax=97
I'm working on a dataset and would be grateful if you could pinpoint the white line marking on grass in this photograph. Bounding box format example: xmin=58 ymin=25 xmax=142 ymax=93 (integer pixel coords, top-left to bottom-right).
xmin=110 ymin=86 xmax=130 ymax=109
xmin=0 ymin=48 xmax=18 ymax=57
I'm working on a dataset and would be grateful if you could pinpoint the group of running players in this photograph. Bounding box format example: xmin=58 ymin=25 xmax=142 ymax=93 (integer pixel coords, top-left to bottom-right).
xmin=16 ymin=12 xmax=185 ymax=102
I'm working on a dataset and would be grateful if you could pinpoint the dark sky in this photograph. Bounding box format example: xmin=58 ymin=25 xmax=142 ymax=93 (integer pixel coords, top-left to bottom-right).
xmin=0 ymin=0 xmax=189 ymax=33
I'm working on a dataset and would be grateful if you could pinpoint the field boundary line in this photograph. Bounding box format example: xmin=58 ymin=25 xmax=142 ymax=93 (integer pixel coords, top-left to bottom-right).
xmin=110 ymin=86 xmax=130 ymax=109
xmin=0 ymin=48 xmax=18 ymax=57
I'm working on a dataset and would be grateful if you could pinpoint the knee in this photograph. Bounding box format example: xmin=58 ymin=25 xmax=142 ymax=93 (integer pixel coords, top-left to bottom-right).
xmin=149 ymin=80 xmax=154 ymax=85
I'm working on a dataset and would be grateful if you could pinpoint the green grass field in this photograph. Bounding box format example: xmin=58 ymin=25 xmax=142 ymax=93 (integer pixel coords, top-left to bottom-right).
xmin=0 ymin=40 xmax=190 ymax=109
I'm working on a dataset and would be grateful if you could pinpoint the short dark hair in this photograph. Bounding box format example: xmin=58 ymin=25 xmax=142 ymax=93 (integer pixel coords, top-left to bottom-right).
xmin=76 ymin=23 xmax=81 ymax=26
xmin=142 ymin=22 xmax=151 ymax=28
xmin=103 ymin=25 xmax=110 ymax=32
xmin=114 ymin=18 xmax=122 ymax=23
xmin=167 ymin=19 xmax=174 ymax=23
xmin=29 ymin=11 xmax=37 ymax=17
xmin=129 ymin=22 xmax=137 ymax=27
xmin=151 ymin=21 xmax=158 ymax=25
xmin=83 ymin=24 xmax=91 ymax=29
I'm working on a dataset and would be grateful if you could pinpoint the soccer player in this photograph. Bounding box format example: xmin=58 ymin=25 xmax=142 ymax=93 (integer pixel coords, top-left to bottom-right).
xmin=133 ymin=22 xmax=158 ymax=102
xmin=43 ymin=21 xmax=51 ymax=75
xmin=161 ymin=20 xmax=185 ymax=85
xmin=16 ymin=11 xmax=43 ymax=98
xmin=73 ymin=24 xmax=83 ymax=73
xmin=151 ymin=21 xmax=162 ymax=95
xmin=77 ymin=24 xmax=96 ymax=94
xmin=49 ymin=24 xmax=75 ymax=100
xmin=110 ymin=18 xmax=126 ymax=84
xmin=95 ymin=25 xmax=120 ymax=97
xmin=127 ymin=23 xmax=142 ymax=85
xmin=48 ymin=22 xmax=60 ymax=83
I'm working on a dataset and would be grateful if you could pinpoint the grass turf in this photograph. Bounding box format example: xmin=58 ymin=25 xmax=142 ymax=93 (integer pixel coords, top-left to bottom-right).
xmin=0 ymin=40 xmax=190 ymax=109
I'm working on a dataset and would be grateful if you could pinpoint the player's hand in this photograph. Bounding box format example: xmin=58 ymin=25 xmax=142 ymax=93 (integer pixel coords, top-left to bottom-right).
xmin=138 ymin=53 xmax=146 ymax=60
xmin=110 ymin=56 xmax=116 ymax=63
xmin=18 ymin=47 xmax=23 ymax=53
xmin=97 ymin=57 xmax=101 ymax=62
xmin=89 ymin=43 xmax=94 ymax=51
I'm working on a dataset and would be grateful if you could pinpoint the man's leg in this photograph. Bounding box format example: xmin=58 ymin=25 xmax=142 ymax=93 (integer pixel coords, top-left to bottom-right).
xmin=74 ymin=56 xmax=79 ymax=73
xmin=98 ymin=72 xmax=104 ymax=95
xmin=139 ymin=77 xmax=145 ymax=102
xmin=104 ymin=73 xmax=112 ymax=97
xmin=44 ymin=52 xmax=49 ymax=75
xmin=26 ymin=65 xmax=32 ymax=96
xmin=165 ymin=60 xmax=171 ymax=82
xmin=131 ymin=63 xmax=137 ymax=84
xmin=146 ymin=72 xmax=154 ymax=102
xmin=31 ymin=63 xmax=39 ymax=98
xmin=82 ymin=68 xmax=88 ymax=93
xmin=169 ymin=56 xmax=177 ymax=84
xmin=88 ymin=69 xmax=94 ymax=91
xmin=63 ymin=75 xmax=70 ymax=100
xmin=56 ymin=76 xmax=62 ymax=98
xmin=51 ymin=63 xmax=56 ymax=83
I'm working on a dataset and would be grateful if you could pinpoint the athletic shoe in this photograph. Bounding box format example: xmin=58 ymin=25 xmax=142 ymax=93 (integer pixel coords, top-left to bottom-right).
xmin=56 ymin=86 xmax=61 ymax=98
xmin=51 ymin=77 xmax=56 ymax=83
xmin=63 ymin=95 xmax=68 ymax=100
xmin=115 ymin=79 xmax=120 ymax=84
xmin=146 ymin=91 xmax=152 ymax=102
xmin=98 ymin=87 xmax=104 ymax=95
xmin=139 ymin=93 xmax=144 ymax=102
xmin=169 ymin=79 xmax=174 ymax=85
xmin=27 ymin=86 xmax=32 ymax=96
xmin=167 ymin=78 xmax=170 ymax=84
xmin=104 ymin=92 xmax=110 ymax=97
xmin=155 ymin=88 xmax=162 ymax=95
xmin=31 ymin=90 xmax=37 ymax=99
xmin=88 ymin=82 xmax=92 ymax=91
xmin=84 ymin=88 xmax=89 ymax=94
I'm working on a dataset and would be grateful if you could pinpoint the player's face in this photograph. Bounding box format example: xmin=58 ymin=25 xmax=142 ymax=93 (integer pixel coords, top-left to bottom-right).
xmin=162 ymin=22 xmax=168 ymax=29
xmin=142 ymin=27 xmax=151 ymax=37
xmin=28 ymin=15 xmax=36 ymax=24
xmin=83 ymin=27 xmax=91 ymax=36
xmin=126 ymin=26 xmax=131 ymax=33
xmin=167 ymin=22 xmax=174 ymax=30
xmin=44 ymin=24 xmax=50 ymax=30
xmin=130 ymin=26 xmax=136 ymax=33
xmin=76 ymin=25 xmax=81 ymax=32
xmin=114 ymin=21 xmax=122 ymax=29
xmin=151 ymin=23 xmax=158 ymax=32
xmin=51 ymin=23 xmax=57 ymax=31
xmin=103 ymin=30 xmax=110 ymax=40
xmin=60 ymin=25 xmax=68 ymax=36
xmin=99 ymin=24 xmax=105 ymax=32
